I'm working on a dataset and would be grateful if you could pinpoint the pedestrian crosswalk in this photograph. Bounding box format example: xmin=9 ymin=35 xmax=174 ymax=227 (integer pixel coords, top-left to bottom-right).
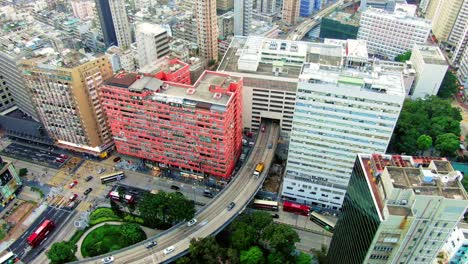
xmin=47 ymin=195 xmax=90 ymax=211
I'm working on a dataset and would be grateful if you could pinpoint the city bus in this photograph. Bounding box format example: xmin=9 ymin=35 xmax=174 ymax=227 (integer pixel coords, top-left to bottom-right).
xmin=100 ymin=171 xmax=125 ymax=184
xmin=109 ymin=191 xmax=135 ymax=204
xmin=310 ymin=212 xmax=335 ymax=233
xmin=0 ymin=252 xmax=18 ymax=264
xmin=27 ymin=219 xmax=55 ymax=247
xmin=253 ymin=199 xmax=279 ymax=211
xmin=282 ymin=201 xmax=310 ymax=216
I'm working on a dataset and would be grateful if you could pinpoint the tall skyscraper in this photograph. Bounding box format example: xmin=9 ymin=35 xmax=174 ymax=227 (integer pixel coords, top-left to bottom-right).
xmin=217 ymin=0 xmax=234 ymax=12
xmin=449 ymin=0 xmax=468 ymax=65
xmin=256 ymin=0 xmax=277 ymax=14
xmin=425 ymin=0 xmax=465 ymax=44
xmin=195 ymin=0 xmax=219 ymax=62
xmin=234 ymin=0 xmax=253 ymax=36
xmin=99 ymin=70 xmax=243 ymax=180
xmin=95 ymin=0 xmax=117 ymax=47
xmin=282 ymin=54 xmax=405 ymax=210
xmin=109 ymin=0 xmax=132 ymax=49
xmin=136 ymin=23 xmax=170 ymax=69
xmin=19 ymin=51 xmax=114 ymax=156
xmin=282 ymin=0 xmax=300 ymax=25
xmin=455 ymin=25 xmax=468 ymax=87
xmin=358 ymin=4 xmax=431 ymax=59
xmin=328 ymin=154 xmax=467 ymax=264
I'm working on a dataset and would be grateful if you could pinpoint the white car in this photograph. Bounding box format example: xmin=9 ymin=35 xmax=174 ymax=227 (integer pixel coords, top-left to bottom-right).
xmin=187 ymin=218 xmax=197 ymax=227
xmin=101 ymin=256 xmax=114 ymax=264
xmin=163 ymin=246 xmax=175 ymax=255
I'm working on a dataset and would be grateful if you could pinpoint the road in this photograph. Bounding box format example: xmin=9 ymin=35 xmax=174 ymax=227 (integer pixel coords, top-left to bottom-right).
xmin=294 ymin=228 xmax=332 ymax=252
xmin=9 ymin=206 xmax=72 ymax=263
xmin=72 ymin=122 xmax=280 ymax=264
xmin=286 ymin=0 xmax=345 ymax=41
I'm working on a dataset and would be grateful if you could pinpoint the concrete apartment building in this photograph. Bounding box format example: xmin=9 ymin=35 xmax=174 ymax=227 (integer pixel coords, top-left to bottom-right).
xmin=95 ymin=0 xmax=117 ymax=47
xmin=450 ymin=0 xmax=468 ymax=66
xmin=195 ymin=0 xmax=219 ymax=63
xmin=0 ymin=159 xmax=22 ymax=207
xmin=426 ymin=0 xmax=466 ymax=46
xmin=456 ymin=27 xmax=468 ymax=88
xmin=282 ymin=0 xmax=300 ymax=25
xmin=217 ymin=0 xmax=234 ymax=12
xmin=328 ymin=154 xmax=467 ymax=264
xmin=358 ymin=4 xmax=431 ymax=59
xmin=109 ymin=0 xmax=132 ymax=49
xmin=138 ymin=56 xmax=191 ymax=85
xmin=409 ymin=44 xmax=448 ymax=98
xmin=135 ymin=23 xmax=170 ymax=69
xmin=71 ymin=0 xmax=94 ymax=21
xmin=99 ymin=70 xmax=243 ymax=181
xmin=218 ymin=11 xmax=234 ymax=39
xmin=19 ymin=51 xmax=114 ymax=156
xmin=106 ymin=45 xmax=136 ymax=72
xmin=234 ymin=0 xmax=253 ymax=36
xmin=282 ymin=52 xmax=406 ymax=210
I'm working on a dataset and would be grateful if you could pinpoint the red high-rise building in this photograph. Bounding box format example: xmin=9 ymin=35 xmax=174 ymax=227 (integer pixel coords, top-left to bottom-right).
xmin=99 ymin=70 xmax=243 ymax=179
xmin=138 ymin=57 xmax=191 ymax=85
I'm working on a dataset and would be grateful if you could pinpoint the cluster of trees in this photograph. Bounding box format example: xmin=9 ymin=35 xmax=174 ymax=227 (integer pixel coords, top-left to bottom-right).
xmin=394 ymin=51 xmax=412 ymax=62
xmin=136 ymin=191 xmax=196 ymax=229
xmin=46 ymin=241 xmax=77 ymax=264
xmin=177 ymin=211 xmax=311 ymax=264
xmin=438 ymin=71 xmax=459 ymax=99
xmin=391 ymin=96 xmax=462 ymax=156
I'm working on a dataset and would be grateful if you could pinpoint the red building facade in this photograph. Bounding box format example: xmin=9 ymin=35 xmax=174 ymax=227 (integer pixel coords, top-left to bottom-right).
xmin=99 ymin=71 xmax=243 ymax=179
xmin=139 ymin=57 xmax=191 ymax=85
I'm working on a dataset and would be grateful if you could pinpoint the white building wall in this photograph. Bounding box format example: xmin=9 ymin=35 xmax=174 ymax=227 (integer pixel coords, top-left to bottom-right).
xmin=136 ymin=23 xmax=170 ymax=69
xmin=234 ymin=0 xmax=253 ymax=36
xmin=358 ymin=7 xmax=431 ymax=59
xmin=282 ymin=77 xmax=405 ymax=210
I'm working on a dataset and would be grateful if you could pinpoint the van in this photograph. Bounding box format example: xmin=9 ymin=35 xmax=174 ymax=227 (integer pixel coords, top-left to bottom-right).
xmin=203 ymin=190 xmax=214 ymax=198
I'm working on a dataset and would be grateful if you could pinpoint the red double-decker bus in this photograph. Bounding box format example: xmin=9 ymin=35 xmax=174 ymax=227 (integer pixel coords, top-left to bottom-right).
xmin=282 ymin=201 xmax=310 ymax=216
xmin=109 ymin=191 xmax=135 ymax=204
xmin=27 ymin=220 xmax=55 ymax=247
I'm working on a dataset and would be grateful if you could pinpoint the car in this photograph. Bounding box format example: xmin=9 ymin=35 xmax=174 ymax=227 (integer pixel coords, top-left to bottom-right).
xmin=203 ymin=190 xmax=214 ymax=198
xmin=170 ymin=185 xmax=180 ymax=191
xmin=163 ymin=246 xmax=175 ymax=255
xmin=69 ymin=180 xmax=78 ymax=188
xmin=271 ymin=213 xmax=280 ymax=219
xmin=261 ymin=126 xmax=265 ymax=132
xmin=227 ymin=202 xmax=236 ymax=211
xmin=59 ymin=154 xmax=69 ymax=159
xmin=113 ymin=157 xmax=121 ymax=162
xmin=187 ymin=218 xmax=197 ymax=227
xmin=55 ymin=158 xmax=65 ymax=163
xmin=101 ymin=256 xmax=114 ymax=263
xmin=84 ymin=188 xmax=93 ymax=195
xmin=268 ymin=143 xmax=273 ymax=149
xmin=85 ymin=175 xmax=93 ymax=182
xmin=145 ymin=241 xmax=157 ymax=249
xmin=69 ymin=194 xmax=78 ymax=201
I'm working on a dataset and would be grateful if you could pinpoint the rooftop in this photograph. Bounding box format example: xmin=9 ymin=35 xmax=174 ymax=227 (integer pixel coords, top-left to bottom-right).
xmin=363 ymin=6 xmax=431 ymax=27
xmin=106 ymin=71 xmax=241 ymax=106
xmin=138 ymin=56 xmax=186 ymax=75
xmin=326 ymin=11 xmax=361 ymax=26
xmin=359 ymin=154 xmax=467 ymax=220
xmin=23 ymin=49 xmax=96 ymax=69
xmin=136 ymin=22 xmax=167 ymax=35
xmin=414 ymin=44 xmax=447 ymax=66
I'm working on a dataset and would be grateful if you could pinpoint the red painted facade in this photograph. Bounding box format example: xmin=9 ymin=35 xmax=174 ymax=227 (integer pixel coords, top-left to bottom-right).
xmin=141 ymin=57 xmax=191 ymax=85
xmin=99 ymin=70 xmax=243 ymax=179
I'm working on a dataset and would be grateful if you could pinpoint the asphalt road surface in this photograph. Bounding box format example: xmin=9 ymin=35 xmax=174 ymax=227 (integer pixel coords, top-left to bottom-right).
xmin=2 ymin=143 xmax=68 ymax=169
xmin=9 ymin=206 xmax=72 ymax=263
xmin=73 ymin=122 xmax=280 ymax=264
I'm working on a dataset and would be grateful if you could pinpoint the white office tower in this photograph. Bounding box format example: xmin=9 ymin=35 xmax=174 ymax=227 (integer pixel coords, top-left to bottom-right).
xmin=136 ymin=23 xmax=170 ymax=69
xmin=234 ymin=0 xmax=253 ymax=36
xmin=282 ymin=60 xmax=406 ymax=210
xmin=409 ymin=44 xmax=448 ymax=98
xmin=109 ymin=0 xmax=132 ymax=49
xmin=358 ymin=4 xmax=431 ymax=60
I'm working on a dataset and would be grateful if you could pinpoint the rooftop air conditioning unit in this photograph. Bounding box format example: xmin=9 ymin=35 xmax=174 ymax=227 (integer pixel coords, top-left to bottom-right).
xmin=213 ymin=93 xmax=222 ymax=100
xmin=186 ymin=88 xmax=196 ymax=95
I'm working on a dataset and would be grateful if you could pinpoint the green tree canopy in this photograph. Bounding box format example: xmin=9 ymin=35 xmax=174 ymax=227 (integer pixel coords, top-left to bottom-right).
xmin=261 ymin=223 xmax=300 ymax=257
xmin=189 ymin=237 xmax=227 ymax=264
xmin=231 ymin=221 xmax=258 ymax=251
xmin=47 ymin=241 xmax=77 ymax=264
xmin=416 ymin=134 xmax=432 ymax=151
xmin=120 ymin=223 xmax=145 ymax=244
xmin=391 ymin=96 xmax=462 ymax=155
xmin=394 ymin=51 xmax=412 ymax=62
xmin=296 ymin=252 xmax=313 ymax=264
xmin=435 ymin=133 xmax=460 ymax=156
xmin=438 ymin=71 xmax=459 ymax=98
xmin=240 ymin=246 xmax=264 ymax=264
xmin=18 ymin=168 xmax=28 ymax=177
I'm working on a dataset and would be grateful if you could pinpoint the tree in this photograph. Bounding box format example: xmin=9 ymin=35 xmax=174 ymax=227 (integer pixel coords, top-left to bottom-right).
xmin=435 ymin=133 xmax=460 ymax=156
xmin=416 ymin=134 xmax=432 ymax=152
xmin=120 ymin=223 xmax=145 ymax=244
xmin=189 ymin=237 xmax=226 ymax=264
xmin=18 ymin=168 xmax=28 ymax=177
xmin=47 ymin=241 xmax=77 ymax=264
xmin=166 ymin=192 xmax=196 ymax=224
xmin=438 ymin=71 xmax=459 ymax=98
xmin=176 ymin=257 xmax=191 ymax=264
xmin=231 ymin=221 xmax=257 ymax=251
xmin=261 ymin=224 xmax=300 ymax=257
xmin=240 ymin=246 xmax=264 ymax=264
xmin=110 ymin=199 xmax=124 ymax=218
xmin=296 ymin=252 xmax=313 ymax=264
xmin=266 ymin=251 xmax=288 ymax=264
xmin=394 ymin=51 xmax=412 ymax=62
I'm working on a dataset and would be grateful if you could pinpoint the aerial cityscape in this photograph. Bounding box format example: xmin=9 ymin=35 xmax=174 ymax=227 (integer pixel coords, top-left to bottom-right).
xmin=0 ymin=0 xmax=466 ymax=263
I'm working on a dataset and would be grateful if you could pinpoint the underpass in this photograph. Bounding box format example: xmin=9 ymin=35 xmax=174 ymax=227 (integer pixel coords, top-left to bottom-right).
xmin=72 ymin=121 xmax=280 ymax=264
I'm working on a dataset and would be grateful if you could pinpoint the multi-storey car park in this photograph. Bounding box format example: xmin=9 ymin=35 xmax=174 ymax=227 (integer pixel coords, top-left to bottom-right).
xmin=99 ymin=71 xmax=243 ymax=182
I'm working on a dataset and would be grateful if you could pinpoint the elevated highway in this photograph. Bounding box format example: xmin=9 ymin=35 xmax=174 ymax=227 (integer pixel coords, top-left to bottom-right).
xmin=73 ymin=122 xmax=280 ymax=264
xmin=286 ymin=0 xmax=355 ymax=41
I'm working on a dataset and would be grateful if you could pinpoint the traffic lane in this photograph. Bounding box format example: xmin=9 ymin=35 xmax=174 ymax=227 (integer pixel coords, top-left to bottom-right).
xmin=10 ymin=206 xmax=71 ymax=262
xmin=294 ymin=228 xmax=332 ymax=252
